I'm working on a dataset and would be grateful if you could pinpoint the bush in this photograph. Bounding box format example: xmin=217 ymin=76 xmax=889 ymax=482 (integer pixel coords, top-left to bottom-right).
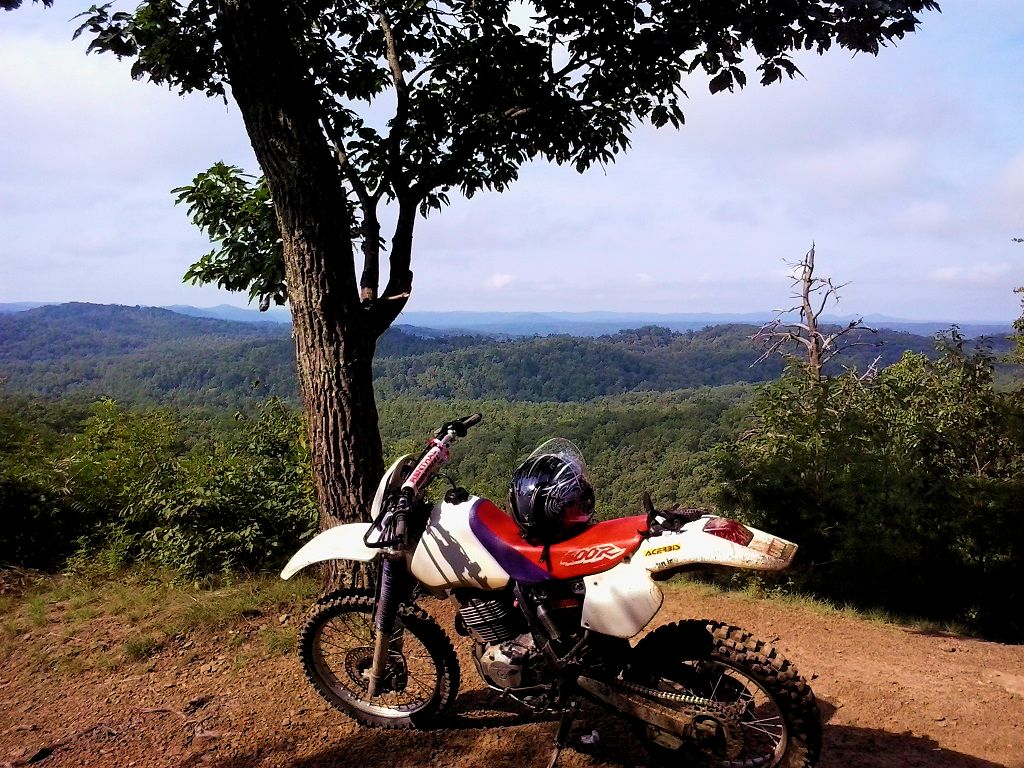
xmin=1 ymin=397 xmax=317 ymax=577
xmin=715 ymin=335 xmax=1024 ymax=641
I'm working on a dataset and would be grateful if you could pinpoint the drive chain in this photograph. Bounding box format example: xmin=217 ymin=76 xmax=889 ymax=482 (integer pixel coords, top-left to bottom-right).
xmin=617 ymin=678 xmax=745 ymax=723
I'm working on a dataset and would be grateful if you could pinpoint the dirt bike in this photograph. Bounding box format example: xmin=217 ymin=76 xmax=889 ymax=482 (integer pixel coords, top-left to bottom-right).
xmin=281 ymin=414 xmax=822 ymax=768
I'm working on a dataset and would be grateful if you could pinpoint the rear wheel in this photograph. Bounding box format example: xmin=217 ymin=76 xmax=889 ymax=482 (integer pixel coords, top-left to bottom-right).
xmin=625 ymin=620 xmax=821 ymax=767
xmin=297 ymin=592 xmax=460 ymax=729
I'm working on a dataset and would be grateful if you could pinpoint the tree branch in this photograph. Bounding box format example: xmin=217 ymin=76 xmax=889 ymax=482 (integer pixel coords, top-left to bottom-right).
xmin=368 ymin=198 xmax=416 ymax=334
xmin=378 ymin=7 xmax=410 ymax=198
xmin=334 ymin=138 xmax=382 ymax=302
xmin=753 ymin=244 xmax=878 ymax=381
xmin=318 ymin=110 xmax=383 ymax=302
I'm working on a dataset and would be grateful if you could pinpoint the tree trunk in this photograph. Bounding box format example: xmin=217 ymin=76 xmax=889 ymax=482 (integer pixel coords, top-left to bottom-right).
xmin=216 ymin=1 xmax=384 ymax=589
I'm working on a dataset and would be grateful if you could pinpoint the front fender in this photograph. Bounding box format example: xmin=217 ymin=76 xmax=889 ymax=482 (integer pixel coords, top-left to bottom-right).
xmin=280 ymin=523 xmax=379 ymax=580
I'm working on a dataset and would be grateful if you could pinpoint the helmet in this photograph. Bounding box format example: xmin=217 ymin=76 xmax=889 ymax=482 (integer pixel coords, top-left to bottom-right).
xmin=507 ymin=439 xmax=596 ymax=543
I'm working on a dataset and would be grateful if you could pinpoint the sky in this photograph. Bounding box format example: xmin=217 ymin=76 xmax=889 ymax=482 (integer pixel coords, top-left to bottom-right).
xmin=1 ymin=3 xmax=1022 ymax=323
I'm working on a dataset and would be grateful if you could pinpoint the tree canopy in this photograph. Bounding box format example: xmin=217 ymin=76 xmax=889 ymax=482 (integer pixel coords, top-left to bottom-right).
xmin=75 ymin=0 xmax=940 ymax=318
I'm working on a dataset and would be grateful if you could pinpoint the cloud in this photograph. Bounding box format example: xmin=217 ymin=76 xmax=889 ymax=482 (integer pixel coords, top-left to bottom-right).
xmin=783 ymin=138 xmax=921 ymax=195
xmin=485 ymin=273 xmax=515 ymax=290
xmin=887 ymin=200 xmax=957 ymax=237
xmin=927 ymin=262 xmax=1013 ymax=286
xmin=990 ymin=151 xmax=1024 ymax=230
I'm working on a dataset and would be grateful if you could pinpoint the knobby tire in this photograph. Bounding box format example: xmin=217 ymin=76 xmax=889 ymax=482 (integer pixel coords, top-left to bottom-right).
xmin=297 ymin=591 xmax=460 ymax=729
xmin=627 ymin=619 xmax=822 ymax=768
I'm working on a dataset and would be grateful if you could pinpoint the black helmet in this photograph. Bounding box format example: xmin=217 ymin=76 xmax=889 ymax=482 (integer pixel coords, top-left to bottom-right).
xmin=507 ymin=439 xmax=596 ymax=543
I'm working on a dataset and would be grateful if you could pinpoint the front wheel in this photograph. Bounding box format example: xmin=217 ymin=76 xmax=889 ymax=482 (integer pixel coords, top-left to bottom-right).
xmin=297 ymin=592 xmax=460 ymax=729
xmin=625 ymin=620 xmax=821 ymax=767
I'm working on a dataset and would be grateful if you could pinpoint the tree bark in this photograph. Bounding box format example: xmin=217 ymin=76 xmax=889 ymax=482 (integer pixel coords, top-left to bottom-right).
xmin=216 ymin=0 xmax=384 ymax=588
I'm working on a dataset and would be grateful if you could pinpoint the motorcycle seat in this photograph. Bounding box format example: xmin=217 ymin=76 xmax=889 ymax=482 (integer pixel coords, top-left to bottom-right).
xmin=469 ymin=498 xmax=646 ymax=584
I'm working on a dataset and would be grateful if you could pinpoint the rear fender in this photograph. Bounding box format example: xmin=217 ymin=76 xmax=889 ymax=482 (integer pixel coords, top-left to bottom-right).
xmin=638 ymin=515 xmax=797 ymax=575
xmin=280 ymin=523 xmax=378 ymax=580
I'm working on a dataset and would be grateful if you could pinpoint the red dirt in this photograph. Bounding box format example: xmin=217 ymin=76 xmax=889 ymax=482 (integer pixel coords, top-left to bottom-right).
xmin=2 ymin=587 xmax=1023 ymax=768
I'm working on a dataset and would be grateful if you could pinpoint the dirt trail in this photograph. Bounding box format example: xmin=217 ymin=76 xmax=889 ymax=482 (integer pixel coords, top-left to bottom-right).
xmin=2 ymin=587 xmax=1022 ymax=768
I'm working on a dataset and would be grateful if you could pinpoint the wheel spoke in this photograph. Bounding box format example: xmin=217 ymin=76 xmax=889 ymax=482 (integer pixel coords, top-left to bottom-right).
xmin=299 ymin=594 xmax=455 ymax=725
xmin=741 ymin=718 xmax=785 ymax=739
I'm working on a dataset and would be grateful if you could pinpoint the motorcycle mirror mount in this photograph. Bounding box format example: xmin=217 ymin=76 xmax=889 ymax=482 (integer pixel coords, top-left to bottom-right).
xmin=642 ymin=491 xmax=657 ymax=531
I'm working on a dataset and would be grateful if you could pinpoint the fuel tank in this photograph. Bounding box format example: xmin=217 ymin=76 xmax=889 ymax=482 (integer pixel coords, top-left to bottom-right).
xmin=409 ymin=496 xmax=512 ymax=589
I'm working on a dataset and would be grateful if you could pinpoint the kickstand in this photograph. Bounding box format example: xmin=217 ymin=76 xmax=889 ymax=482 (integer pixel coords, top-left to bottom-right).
xmin=545 ymin=701 xmax=580 ymax=768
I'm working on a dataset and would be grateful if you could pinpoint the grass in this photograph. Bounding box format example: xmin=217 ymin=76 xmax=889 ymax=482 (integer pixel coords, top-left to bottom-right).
xmin=2 ymin=566 xmax=980 ymax=682
xmin=0 ymin=568 xmax=321 ymax=676
xmin=662 ymin=574 xmax=975 ymax=638
xmin=123 ymin=633 xmax=165 ymax=661
xmin=260 ymin=625 xmax=296 ymax=656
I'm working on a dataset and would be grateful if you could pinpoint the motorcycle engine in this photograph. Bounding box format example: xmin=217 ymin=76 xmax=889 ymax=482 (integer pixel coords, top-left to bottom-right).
xmin=477 ymin=632 xmax=542 ymax=689
xmin=453 ymin=590 xmax=546 ymax=692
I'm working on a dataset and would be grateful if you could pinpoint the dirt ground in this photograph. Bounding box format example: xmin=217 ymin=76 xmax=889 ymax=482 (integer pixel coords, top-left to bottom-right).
xmin=2 ymin=585 xmax=1023 ymax=768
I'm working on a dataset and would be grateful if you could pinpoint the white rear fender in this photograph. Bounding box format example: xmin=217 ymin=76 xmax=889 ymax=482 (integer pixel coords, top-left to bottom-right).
xmin=638 ymin=516 xmax=798 ymax=575
xmin=280 ymin=523 xmax=378 ymax=580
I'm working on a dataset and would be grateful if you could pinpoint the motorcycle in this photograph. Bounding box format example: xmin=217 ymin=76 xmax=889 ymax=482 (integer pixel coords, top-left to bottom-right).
xmin=281 ymin=414 xmax=822 ymax=767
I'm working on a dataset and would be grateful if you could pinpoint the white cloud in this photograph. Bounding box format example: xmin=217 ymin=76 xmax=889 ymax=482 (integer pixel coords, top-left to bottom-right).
xmin=927 ymin=262 xmax=1013 ymax=286
xmin=887 ymin=200 xmax=957 ymax=237
xmin=784 ymin=138 xmax=921 ymax=195
xmin=485 ymin=273 xmax=515 ymax=290
xmin=990 ymin=151 xmax=1024 ymax=230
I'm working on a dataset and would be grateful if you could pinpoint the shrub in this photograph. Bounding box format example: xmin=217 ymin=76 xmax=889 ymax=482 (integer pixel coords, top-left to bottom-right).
xmin=715 ymin=335 xmax=1024 ymax=641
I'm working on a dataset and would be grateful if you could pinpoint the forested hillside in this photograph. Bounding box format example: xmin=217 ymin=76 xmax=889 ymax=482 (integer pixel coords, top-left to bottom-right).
xmin=2 ymin=300 xmax=1022 ymax=641
xmin=0 ymin=303 xmax=957 ymax=405
xmin=0 ymin=387 xmax=750 ymax=575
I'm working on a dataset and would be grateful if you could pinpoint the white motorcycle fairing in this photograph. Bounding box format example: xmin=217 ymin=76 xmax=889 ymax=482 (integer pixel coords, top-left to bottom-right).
xmin=581 ymin=515 xmax=798 ymax=638
xmin=409 ymin=497 xmax=513 ymax=590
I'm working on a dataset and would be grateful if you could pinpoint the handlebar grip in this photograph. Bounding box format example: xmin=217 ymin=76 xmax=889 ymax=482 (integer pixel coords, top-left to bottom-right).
xmin=440 ymin=413 xmax=483 ymax=438
xmin=460 ymin=413 xmax=483 ymax=429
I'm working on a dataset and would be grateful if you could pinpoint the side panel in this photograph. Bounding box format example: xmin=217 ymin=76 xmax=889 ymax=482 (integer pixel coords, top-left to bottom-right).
xmin=581 ymin=560 xmax=664 ymax=638
xmin=280 ymin=523 xmax=377 ymax=580
xmin=637 ymin=516 xmax=798 ymax=574
xmin=409 ymin=497 xmax=511 ymax=590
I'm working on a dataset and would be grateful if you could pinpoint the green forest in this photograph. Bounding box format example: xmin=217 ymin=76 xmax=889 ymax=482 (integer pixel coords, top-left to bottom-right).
xmin=2 ymin=304 xmax=1022 ymax=641
xmin=0 ymin=303 xmax=958 ymax=406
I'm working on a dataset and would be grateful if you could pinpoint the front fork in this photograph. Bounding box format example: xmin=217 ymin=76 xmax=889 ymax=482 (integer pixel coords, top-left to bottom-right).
xmin=367 ymin=556 xmax=409 ymax=697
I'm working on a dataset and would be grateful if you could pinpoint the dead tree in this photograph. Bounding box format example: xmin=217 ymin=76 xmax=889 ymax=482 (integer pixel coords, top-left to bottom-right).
xmin=753 ymin=244 xmax=879 ymax=383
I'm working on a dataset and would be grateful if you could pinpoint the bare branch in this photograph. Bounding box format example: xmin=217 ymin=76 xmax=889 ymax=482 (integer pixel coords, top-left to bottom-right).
xmin=753 ymin=244 xmax=879 ymax=381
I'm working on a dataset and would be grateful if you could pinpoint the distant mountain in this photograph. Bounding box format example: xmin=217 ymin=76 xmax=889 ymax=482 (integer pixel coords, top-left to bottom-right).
xmin=0 ymin=303 xmax=982 ymax=408
xmin=162 ymin=304 xmax=291 ymax=324
xmin=0 ymin=303 xmax=285 ymax=364
xmin=2 ymin=303 xmax=1011 ymax=339
xmin=396 ymin=310 xmax=773 ymax=337
xmin=0 ymin=302 xmax=53 ymax=314
xmin=395 ymin=310 xmax=1012 ymax=339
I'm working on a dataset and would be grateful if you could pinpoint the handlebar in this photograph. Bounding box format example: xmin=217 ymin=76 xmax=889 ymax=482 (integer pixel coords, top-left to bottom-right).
xmin=368 ymin=413 xmax=483 ymax=552
xmin=404 ymin=413 xmax=484 ymax=495
xmin=436 ymin=413 xmax=483 ymax=438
